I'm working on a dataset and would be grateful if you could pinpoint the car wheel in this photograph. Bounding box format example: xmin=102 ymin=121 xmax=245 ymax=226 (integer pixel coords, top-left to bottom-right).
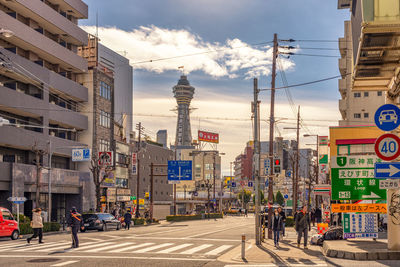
xmin=11 ymin=230 xmax=19 ymax=240
xmin=116 ymin=223 xmax=120 ymax=230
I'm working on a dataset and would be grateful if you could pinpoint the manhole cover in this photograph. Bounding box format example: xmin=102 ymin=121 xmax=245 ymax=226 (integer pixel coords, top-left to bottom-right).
xmin=27 ymin=258 xmax=60 ymax=263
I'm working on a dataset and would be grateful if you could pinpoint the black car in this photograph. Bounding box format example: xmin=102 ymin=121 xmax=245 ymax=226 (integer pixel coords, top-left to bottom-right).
xmin=81 ymin=213 xmax=121 ymax=232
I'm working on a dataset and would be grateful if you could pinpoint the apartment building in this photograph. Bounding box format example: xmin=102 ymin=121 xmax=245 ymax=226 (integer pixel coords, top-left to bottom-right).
xmin=0 ymin=0 xmax=90 ymax=221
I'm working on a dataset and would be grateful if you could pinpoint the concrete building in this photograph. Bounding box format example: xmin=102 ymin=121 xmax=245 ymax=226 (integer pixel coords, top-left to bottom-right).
xmin=156 ymin=129 xmax=167 ymax=148
xmin=337 ymin=0 xmax=386 ymax=126
xmin=0 ymin=0 xmax=91 ymax=220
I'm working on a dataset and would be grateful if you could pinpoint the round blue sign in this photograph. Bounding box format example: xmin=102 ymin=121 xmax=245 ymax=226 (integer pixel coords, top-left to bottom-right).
xmin=374 ymin=104 xmax=400 ymax=131
xmin=284 ymin=194 xmax=288 ymax=199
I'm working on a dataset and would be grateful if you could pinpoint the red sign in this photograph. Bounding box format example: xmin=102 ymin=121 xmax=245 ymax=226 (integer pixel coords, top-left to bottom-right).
xmin=98 ymin=151 xmax=113 ymax=166
xmin=198 ymin=130 xmax=219 ymax=143
xmin=374 ymin=133 xmax=400 ymax=161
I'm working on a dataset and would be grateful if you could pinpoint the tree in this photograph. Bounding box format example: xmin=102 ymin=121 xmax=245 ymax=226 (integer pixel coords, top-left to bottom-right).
xmin=253 ymin=190 xmax=264 ymax=204
xmin=276 ymin=191 xmax=284 ymax=206
xmin=238 ymin=190 xmax=251 ymax=206
xmin=90 ymin=153 xmax=110 ymax=212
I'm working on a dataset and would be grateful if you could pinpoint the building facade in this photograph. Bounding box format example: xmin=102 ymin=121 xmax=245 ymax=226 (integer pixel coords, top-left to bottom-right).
xmin=156 ymin=129 xmax=168 ymax=148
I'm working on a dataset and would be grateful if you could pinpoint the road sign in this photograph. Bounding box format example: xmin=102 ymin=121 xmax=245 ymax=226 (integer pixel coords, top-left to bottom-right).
xmin=72 ymin=148 xmax=91 ymax=162
xmin=264 ymin=159 xmax=270 ymax=175
xmin=130 ymin=196 xmax=136 ymax=201
xmin=374 ymin=104 xmax=400 ymax=131
xmin=193 ymin=192 xmax=198 ymax=196
xmin=98 ymin=151 xmax=113 ymax=166
xmin=343 ymin=213 xmax=378 ymax=239
xmin=379 ymin=179 xmax=400 ymax=189
xmin=265 ymin=179 xmax=269 ymax=187
xmin=331 ymin=203 xmax=387 ymax=213
xmin=132 ymin=153 xmax=138 ymax=175
xmin=331 ymin=155 xmax=386 ymax=200
xmin=248 ymin=181 xmax=253 ymax=187
xmin=168 ymin=160 xmax=192 ymax=181
xmin=374 ymin=133 xmax=400 ymax=161
xmin=231 ymin=182 xmax=236 ymax=188
xmin=7 ymin=197 xmax=26 ymax=204
xmin=375 ymin=162 xmax=400 ymax=179
xmin=284 ymin=194 xmax=288 ymax=199
xmin=286 ymin=170 xmax=292 ymax=178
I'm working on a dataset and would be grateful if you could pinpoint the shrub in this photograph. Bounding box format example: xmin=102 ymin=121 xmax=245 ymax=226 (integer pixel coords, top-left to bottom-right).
xmin=19 ymin=222 xmax=60 ymax=235
xmin=166 ymin=213 xmax=223 ymax=222
xmin=133 ymin=218 xmax=145 ymax=225
xmin=285 ymin=216 xmax=294 ymax=227
xmin=12 ymin=213 xmax=31 ymax=224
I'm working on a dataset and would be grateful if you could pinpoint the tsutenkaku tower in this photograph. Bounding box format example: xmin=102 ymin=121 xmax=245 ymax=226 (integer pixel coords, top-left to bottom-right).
xmin=173 ymin=75 xmax=195 ymax=147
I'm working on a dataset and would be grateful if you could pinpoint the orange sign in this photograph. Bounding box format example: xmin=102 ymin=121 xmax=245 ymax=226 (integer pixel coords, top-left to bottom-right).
xmin=198 ymin=130 xmax=219 ymax=143
xmin=331 ymin=203 xmax=387 ymax=213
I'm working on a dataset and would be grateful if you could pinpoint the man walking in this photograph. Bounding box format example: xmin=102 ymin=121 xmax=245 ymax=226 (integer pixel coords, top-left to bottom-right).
xmin=124 ymin=210 xmax=132 ymax=230
xmin=278 ymin=206 xmax=286 ymax=237
xmin=27 ymin=208 xmax=44 ymax=244
xmin=271 ymin=208 xmax=283 ymax=249
xmin=67 ymin=207 xmax=84 ymax=248
xmin=315 ymin=207 xmax=322 ymax=223
xmin=295 ymin=205 xmax=311 ymax=249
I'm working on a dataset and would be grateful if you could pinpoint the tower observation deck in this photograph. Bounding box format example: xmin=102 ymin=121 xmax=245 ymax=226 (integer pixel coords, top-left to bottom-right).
xmin=173 ymin=75 xmax=195 ymax=147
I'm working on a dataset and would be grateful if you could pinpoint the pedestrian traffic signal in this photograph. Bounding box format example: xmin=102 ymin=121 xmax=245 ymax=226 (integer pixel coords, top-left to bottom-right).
xmin=274 ymin=157 xmax=281 ymax=174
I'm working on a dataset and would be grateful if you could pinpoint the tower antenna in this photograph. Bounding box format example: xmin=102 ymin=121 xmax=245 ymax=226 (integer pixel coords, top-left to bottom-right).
xmin=178 ymin=66 xmax=185 ymax=76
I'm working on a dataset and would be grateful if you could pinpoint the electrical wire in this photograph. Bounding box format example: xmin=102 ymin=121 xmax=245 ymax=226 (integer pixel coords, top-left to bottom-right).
xmin=286 ymin=53 xmax=340 ymax=58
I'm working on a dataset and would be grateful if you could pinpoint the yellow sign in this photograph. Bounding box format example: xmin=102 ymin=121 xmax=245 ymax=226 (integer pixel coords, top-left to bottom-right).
xmin=133 ymin=200 xmax=137 ymax=204
xmin=331 ymin=204 xmax=387 ymax=213
xmin=139 ymin=199 xmax=145 ymax=205
xmin=145 ymin=192 xmax=149 ymax=198
xmin=100 ymin=196 xmax=106 ymax=202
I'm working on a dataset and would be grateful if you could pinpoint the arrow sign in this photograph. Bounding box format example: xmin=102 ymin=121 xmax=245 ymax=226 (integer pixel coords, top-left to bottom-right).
xmin=361 ymin=192 xmax=380 ymax=199
xmin=375 ymin=162 xmax=400 ymax=179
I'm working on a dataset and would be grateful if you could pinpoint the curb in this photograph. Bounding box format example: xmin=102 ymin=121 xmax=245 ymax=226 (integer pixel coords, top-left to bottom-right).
xmin=322 ymin=242 xmax=400 ymax=260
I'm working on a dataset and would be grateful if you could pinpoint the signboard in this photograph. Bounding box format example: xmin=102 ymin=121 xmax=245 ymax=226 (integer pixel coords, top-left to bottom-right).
xmin=379 ymin=179 xmax=400 ymax=189
xmin=264 ymin=159 xmax=270 ymax=175
xmin=331 ymin=203 xmax=387 ymax=213
xmin=319 ymin=154 xmax=328 ymax=164
xmin=313 ymin=184 xmax=331 ymax=195
xmin=318 ymin=136 xmax=328 ymax=146
xmin=139 ymin=199 xmax=145 ymax=205
xmin=132 ymin=153 xmax=137 ymax=175
xmin=7 ymin=197 xmax=27 ymax=204
xmin=231 ymin=182 xmax=236 ymax=188
xmin=98 ymin=151 xmax=113 ymax=166
xmin=284 ymin=194 xmax=288 ymax=199
xmin=265 ymin=179 xmax=269 ymax=187
xmin=198 ymin=130 xmax=219 ymax=144
xmin=331 ymin=155 xmax=386 ymax=200
xmin=102 ymin=170 xmax=115 ymax=187
xmin=374 ymin=104 xmax=400 ymax=131
xmin=117 ymin=196 xmax=130 ymax=201
xmin=168 ymin=160 xmax=192 ymax=181
xmin=343 ymin=213 xmax=378 ymax=239
xmin=374 ymin=134 xmax=400 ymax=161
xmin=72 ymin=148 xmax=91 ymax=162
xmin=248 ymin=181 xmax=253 ymax=187
xmin=375 ymin=162 xmax=400 ymax=179
xmin=130 ymin=196 xmax=136 ymax=201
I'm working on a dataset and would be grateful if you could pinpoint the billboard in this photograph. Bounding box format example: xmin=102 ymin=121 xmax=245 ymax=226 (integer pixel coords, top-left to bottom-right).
xmin=132 ymin=153 xmax=137 ymax=175
xmin=198 ymin=130 xmax=219 ymax=143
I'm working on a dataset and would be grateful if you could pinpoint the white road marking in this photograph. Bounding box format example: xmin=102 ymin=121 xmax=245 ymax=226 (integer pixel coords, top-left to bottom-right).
xmin=156 ymin=243 xmax=192 ymax=253
xmin=135 ymin=228 xmax=187 ymax=236
xmin=186 ymin=223 xmax=253 ymax=238
xmin=109 ymin=243 xmax=154 ymax=253
xmin=72 ymin=242 xmax=114 ymax=251
xmin=122 ymin=236 xmax=239 ymax=242
xmin=205 ymin=245 xmax=232 ymax=255
xmin=0 ymin=242 xmax=57 ymax=251
xmin=82 ymin=237 xmax=103 ymax=241
xmin=17 ymin=242 xmax=70 ymax=251
xmin=84 ymin=242 xmax=134 ymax=252
xmin=224 ymin=264 xmax=327 ymax=267
xmin=36 ymin=242 xmax=96 ymax=252
xmin=51 ymin=260 xmax=79 ymax=266
xmin=134 ymin=243 xmax=174 ymax=253
xmin=180 ymin=244 xmax=213 ymax=254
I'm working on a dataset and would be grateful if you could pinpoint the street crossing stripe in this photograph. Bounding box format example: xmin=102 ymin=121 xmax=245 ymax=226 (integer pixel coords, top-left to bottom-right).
xmin=180 ymin=244 xmax=213 ymax=254
xmin=135 ymin=243 xmax=174 ymax=253
xmin=72 ymin=242 xmax=114 ymax=251
xmin=205 ymin=245 xmax=233 ymax=255
xmin=16 ymin=242 xmax=70 ymax=251
xmin=156 ymin=243 xmax=192 ymax=253
xmin=36 ymin=242 xmax=96 ymax=252
xmin=109 ymin=243 xmax=154 ymax=253
xmin=84 ymin=242 xmax=134 ymax=252
xmin=0 ymin=242 xmax=58 ymax=251
xmin=51 ymin=261 xmax=79 ymax=266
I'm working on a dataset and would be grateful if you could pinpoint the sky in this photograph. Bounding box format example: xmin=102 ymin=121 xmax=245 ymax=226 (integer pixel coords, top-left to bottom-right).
xmin=79 ymin=0 xmax=350 ymax=175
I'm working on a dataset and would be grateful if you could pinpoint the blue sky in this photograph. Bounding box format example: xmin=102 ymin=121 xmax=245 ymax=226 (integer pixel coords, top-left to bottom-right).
xmin=80 ymin=0 xmax=350 ymax=173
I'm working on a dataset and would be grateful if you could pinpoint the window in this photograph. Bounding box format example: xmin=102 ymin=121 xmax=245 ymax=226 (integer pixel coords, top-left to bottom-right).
xmin=205 ymin=163 xmax=213 ymax=170
xmin=99 ymin=139 xmax=110 ymax=152
xmin=1 ymin=210 xmax=13 ymax=220
xmin=100 ymin=110 xmax=111 ymax=128
xmin=364 ymin=92 xmax=369 ymax=97
xmin=205 ymin=174 xmax=213 ymax=180
xmin=378 ymin=91 xmax=383 ymax=96
xmin=364 ymin=113 xmax=369 ymax=118
xmin=100 ymin=81 xmax=111 ymax=100
xmin=116 ymin=178 xmax=128 ymax=188
xmin=354 ymin=113 xmax=361 ymax=118
xmin=354 ymin=92 xmax=361 ymax=98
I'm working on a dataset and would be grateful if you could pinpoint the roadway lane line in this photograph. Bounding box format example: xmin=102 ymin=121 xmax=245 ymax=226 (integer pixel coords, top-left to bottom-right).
xmin=72 ymin=242 xmax=114 ymax=251
xmin=134 ymin=243 xmax=174 ymax=253
xmin=205 ymin=245 xmax=233 ymax=255
xmin=84 ymin=242 xmax=134 ymax=252
xmin=109 ymin=243 xmax=154 ymax=253
xmin=156 ymin=243 xmax=192 ymax=253
xmin=51 ymin=260 xmax=79 ymax=266
xmin=180 ymin=244 xmax=213 ymax=254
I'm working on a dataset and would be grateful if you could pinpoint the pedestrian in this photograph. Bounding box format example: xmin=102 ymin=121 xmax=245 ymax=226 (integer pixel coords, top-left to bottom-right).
xmin=67 ymin=207 xmax=84 ymax=248
xmin=244 ymin=209 xmax=248 ymax=217
xmin=295 ymin=205 xmax=311 ymax=249
xmin=311 ymin=208 xmax=316 ymax=227
xmin=278 ymin=206 xmax=286 ymax=237
xmin=124 ymin=210 xmax=132 ymax=230
xmin=315 ymin=207 xmax=322 ymax=223
xmin=27 ymin=208 xmax=44 ymax=244
xmin=272 ymin=208 xmax=283 ymax=249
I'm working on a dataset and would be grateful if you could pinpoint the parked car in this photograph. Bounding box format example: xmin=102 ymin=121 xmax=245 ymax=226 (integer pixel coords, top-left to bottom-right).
xmin=0 ymin=207 xmax=19 ymax=240
xmin=81 ymin=213 xmax=121 ymax=232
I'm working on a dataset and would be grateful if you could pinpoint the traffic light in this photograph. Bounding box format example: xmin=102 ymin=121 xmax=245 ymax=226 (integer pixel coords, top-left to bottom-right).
xmin=274 ymin=157 xmax=281 ymax=174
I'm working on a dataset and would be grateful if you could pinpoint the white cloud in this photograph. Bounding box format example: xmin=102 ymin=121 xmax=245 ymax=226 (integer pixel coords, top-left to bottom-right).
xmin=81 ymin=25 xmax=295 ymax=79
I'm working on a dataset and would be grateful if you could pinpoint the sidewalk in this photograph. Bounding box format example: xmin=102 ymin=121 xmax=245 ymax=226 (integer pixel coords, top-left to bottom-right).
xmin=219 ymin=228 xmax=326 ymax=265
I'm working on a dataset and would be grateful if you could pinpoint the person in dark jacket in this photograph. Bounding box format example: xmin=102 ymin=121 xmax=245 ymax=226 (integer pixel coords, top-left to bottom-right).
xmin=315 ymin=207 xmax=322 ymax=223
xmin=67 ymin=207 xmax=84 ymax=248
xmin=278 ymin=206 xmax=286 ymax=237
xmin=271 ymin=208 xmax=283 ymax=248
xmin=124 ymin=210 xmax=132 ymax=230
xmin=295 ymin=205 xmax=311 ymax=249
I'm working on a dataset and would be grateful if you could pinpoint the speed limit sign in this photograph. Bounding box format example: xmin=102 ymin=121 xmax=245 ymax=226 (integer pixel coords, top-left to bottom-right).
xmin=375 ymin=133 xmax=400 ymax=161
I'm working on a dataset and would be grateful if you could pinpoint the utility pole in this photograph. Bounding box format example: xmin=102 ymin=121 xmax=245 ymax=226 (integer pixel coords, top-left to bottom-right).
xmin=267 ymin=33 xmax=278 ymax=239
xmin=150 ymin=162 xmax=154 ymax=222
xmin=253 ymin=78 xmax=261 ymax=245
xmin=315 ymin=135 xmax=319 ymax=209
xmin=32 ymin=143 xmax=46 ymax=209
xmin=48 ymin=140 xmax=52 ymax=222
xmin=135 ymin=122 xmax=143 ymax=218
xmin=294 ymin=106 xmax=300 ymax=215
xmin=213 ymin=153 xmax=216 ymax=212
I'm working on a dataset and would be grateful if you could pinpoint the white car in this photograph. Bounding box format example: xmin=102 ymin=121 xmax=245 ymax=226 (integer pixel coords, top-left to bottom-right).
xmin=379 ymin=110 xmax=397 ymax=125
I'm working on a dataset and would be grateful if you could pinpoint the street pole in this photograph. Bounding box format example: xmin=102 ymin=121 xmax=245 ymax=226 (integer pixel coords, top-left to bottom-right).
xmin=253 ymin=77 xmax=261 ymax=245
xmin=135 ymin=122 xmax=142 ymax=218
xmin=213 ymin=153 xmax=216 ymax=212
xmin=48 ymin=140 xmax=52 ymax=222
xmin=315 ymin=135 xmax=319 ymax=209
xmin=294 ymin=106 xmax=300 ymax=214
xmin=150 ymin=162 xmax=154 ymax=222
xmin=267 ymin=33 xmax=278 ymax=239
xmin=230 ymin=162 xmax=233 ymax=206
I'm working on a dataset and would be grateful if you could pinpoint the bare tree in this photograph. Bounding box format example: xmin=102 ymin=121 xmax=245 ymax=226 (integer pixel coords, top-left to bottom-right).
xmin=89 ymin=153 xmax=108 ymax=212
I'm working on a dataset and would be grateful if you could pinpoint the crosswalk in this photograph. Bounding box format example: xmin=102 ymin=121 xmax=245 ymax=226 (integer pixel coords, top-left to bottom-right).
xmin=0 ymin=240 xmax=234 ymax=256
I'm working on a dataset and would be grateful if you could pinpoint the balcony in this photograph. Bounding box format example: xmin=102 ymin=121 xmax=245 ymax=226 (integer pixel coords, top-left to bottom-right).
xmin=338 ymin=58 xmax=347 ymax=77
xmin=351 ymin=0 xmax=400 ymax=92
xmin=339 ymin=37 xmax=346 ymax=57
xmin=339 ymin=99 xmax=347 ymax=119
xmin=338 ymin=78 xmax=347 ymax=98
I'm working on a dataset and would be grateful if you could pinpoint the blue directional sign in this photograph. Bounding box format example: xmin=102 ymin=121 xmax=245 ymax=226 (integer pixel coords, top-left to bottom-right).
xmin=375 ymin=162 xmax=400 ymax=179
xmin=231 ymin=182 xmax=236 ymax=188
xmin=286 ymin=170 xmax=292 ymax=178
xmin=374 ymin=104 xmax=400 ymax=131
xmin=72 ymin=148 xmax=91 ymax=162
xmin=284 ymin=194 xmax=288 ymax=199
xmin=265 ymin=179 xmax=269 ymax=187
xmin=248 ymin=181 xmax=253 ymax=187
xmin=168 ymin=160 xmax=192 ymax=181
xmin=7 ymin=197 xmax=27 ymax=204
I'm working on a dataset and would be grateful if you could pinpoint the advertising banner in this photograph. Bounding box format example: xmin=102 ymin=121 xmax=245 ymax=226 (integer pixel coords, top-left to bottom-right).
xmin=343 ymin=213 xmax=378 ymax=239
xmin=98 ymin=151 xmax=113 ymax=166
xmin=132 ymin=153 xmax=137 ymax=175
xmin=198 ymin=130 xmax=219 ymax=143
xmin=331 ymin=203 xmax=387 ymax=213
xmin=318 ymin=136 xmax=329 ymax=146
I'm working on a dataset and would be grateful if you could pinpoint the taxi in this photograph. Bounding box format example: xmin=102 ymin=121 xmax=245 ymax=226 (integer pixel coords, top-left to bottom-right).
xmin=0 ymin=207 xmax=19 ymax=240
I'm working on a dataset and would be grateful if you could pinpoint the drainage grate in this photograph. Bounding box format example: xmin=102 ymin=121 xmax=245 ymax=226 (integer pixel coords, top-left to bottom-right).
xmin=27 ymin=258 xmax=60 ymax=263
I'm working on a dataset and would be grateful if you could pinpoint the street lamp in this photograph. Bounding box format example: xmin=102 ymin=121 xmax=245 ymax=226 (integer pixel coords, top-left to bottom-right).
xmin=0 ymin=28 xmax=14 ymax=38
xmin=304 ymin=134 xmax=319 ymax=209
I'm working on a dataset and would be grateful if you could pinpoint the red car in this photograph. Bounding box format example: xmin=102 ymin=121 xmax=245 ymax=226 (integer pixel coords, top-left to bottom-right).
xmin=0 ymin=207 xmax=19 ymax=240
